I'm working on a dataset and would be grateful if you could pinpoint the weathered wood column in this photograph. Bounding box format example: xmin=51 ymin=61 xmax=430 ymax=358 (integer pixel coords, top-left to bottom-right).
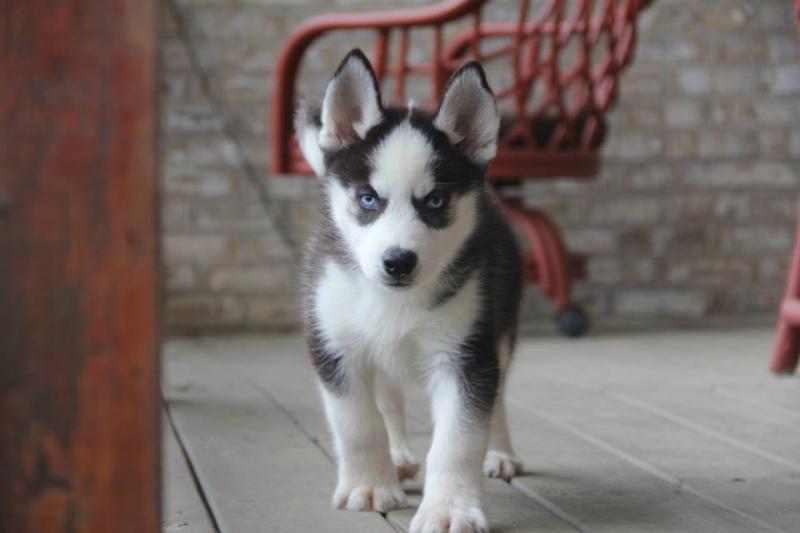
xmin=0 ymin=2 xmax=160 ymax=532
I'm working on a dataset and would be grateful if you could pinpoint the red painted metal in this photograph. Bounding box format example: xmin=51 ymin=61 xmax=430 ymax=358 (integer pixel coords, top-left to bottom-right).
xmin=270 ymin=0 xmax=652 ymax=320
xmin=272 ymin=0 xmax=650 ymax=179
xmin=504 ymin=202 xmax=572 ymax=308
xmin=271 ymin=0 xmax=487 ymax=176
xmin=770 ymin=216 xmax=800 ymax=374
xmin=768 ymin=1 xmax=800 ymax=372
xmin=0 ymin=1 xmax=160 ymax=530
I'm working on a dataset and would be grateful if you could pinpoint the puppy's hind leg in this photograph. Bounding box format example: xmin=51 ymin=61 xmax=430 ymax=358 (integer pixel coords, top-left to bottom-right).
xmin=483 ymin=392 xmax=523 ymax=480
xmin=321 ymin=367 xmax=407 ymax=512
xmin=484 ymin=338 xmax=523 ymax=481
xmin=375 ymin=374 xmax=420 ymax=481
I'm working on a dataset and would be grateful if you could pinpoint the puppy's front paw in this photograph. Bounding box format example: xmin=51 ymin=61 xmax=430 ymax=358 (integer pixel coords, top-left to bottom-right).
xmin=409 ymin=500 xmax=488 ymax=533
xmin=391 ymin=446 xmax=420 ymax=481
xmin=333 ymin=482 xmax=407 ymax=512
xmin=483 ymin=449 xmax=523 ymax=480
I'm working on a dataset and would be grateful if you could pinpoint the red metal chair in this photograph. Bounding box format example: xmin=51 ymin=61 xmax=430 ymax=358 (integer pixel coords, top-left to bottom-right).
xmin=769 ymin=0 xmax=800 ymax=373
xmin=270 ymin=0 xmax=653 ymax=336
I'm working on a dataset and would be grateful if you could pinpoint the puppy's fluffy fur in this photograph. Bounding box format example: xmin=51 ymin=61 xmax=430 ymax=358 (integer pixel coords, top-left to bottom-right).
xmin=296 ymin=49 xmax=523 ymax=533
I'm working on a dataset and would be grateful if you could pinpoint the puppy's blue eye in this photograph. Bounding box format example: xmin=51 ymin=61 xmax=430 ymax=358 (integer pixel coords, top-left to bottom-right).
xmin=358 ymin=193 xmax=378 ymax=210
xmin=425 ymin=193 xmax=447 ymax=210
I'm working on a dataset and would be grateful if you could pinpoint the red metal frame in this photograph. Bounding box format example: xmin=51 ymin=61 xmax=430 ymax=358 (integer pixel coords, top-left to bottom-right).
xmin=272 ymin=0 xmax=650 ymax=180
xmin=504 ymin=200 xmax=578 ymax=308
xmin=771 ymin=217 xmax=800 ymax=373
xmin=270 ymin=0 xmax=652 ymax=322
xmin=769 ymin=1 xmax=800 ymax=373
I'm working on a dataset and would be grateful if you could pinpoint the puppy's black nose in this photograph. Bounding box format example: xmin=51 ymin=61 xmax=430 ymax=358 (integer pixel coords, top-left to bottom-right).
xmin=382 ymin=248 xmax=417 ymax=279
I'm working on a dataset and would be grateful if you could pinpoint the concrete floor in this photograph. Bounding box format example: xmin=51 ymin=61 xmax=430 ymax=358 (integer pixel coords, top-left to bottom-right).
xmin=162 ymin=328 xmax=800 ymax=532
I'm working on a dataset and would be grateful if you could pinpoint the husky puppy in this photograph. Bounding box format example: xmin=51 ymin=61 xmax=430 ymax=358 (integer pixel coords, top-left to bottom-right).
xmin=297 ymin=49 xmax=523 ymax=533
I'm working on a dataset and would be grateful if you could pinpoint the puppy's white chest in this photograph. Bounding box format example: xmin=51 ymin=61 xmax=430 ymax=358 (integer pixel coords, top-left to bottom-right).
xmin=314 ymin=260 xmax=478 ymax=366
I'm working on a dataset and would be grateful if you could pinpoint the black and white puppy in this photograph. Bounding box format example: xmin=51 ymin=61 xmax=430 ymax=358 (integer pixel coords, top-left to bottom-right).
xmin=297 ymin=49 xmax=523 ymax=533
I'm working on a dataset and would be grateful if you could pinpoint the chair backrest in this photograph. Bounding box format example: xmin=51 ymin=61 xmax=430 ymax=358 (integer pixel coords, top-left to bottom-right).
xmin=272 ymin=0 xmax=652 ymax=180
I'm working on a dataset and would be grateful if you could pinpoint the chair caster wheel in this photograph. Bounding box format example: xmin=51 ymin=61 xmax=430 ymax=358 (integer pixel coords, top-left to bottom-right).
xmin=557 ymin=305 xmax=590 ymax=338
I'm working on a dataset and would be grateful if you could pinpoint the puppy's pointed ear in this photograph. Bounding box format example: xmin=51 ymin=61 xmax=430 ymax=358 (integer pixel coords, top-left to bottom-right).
xmin=434 ymin=62 xmax=500 ymax=165
xmin=318 ymin=49 xmax=383 ymax=151
xmin=294 ymin=100 xmax=326 ymax=177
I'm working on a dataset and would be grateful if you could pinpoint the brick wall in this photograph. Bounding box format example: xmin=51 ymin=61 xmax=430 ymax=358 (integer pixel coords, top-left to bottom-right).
xmin=160 ymin=0 xmax=800 ymax=333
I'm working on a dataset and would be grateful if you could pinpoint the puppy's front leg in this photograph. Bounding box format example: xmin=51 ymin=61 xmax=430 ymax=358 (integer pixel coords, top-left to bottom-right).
xmin=410 ymin=361 xmax=495 ymax=533
xmin=322 ymin=370 xmax=407 ymax=512
xmin=375 ymin=373 xmax=420 ymax=481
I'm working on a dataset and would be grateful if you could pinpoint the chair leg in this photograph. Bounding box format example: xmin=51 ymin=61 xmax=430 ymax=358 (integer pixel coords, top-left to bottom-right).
xmin=503 ymin=201 xmax=589 ymax=337
xmin=769 ymin=217 xmax=800 ymax=374
xmin=770 ymin=319 xmax=800 ymax=374
xmin=503 ymin=204 xmax=568 ymax=305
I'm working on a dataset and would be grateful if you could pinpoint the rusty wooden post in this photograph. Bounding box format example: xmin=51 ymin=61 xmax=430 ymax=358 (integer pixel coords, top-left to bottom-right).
xmin=0 ymin=1 xmax=160 ymax=532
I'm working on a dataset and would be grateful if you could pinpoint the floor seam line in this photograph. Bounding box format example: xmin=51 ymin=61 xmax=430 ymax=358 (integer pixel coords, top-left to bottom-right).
xmin=508 ymin=479 xmax=590 ymax=533
xmin=243 ymin=376 xmax=402 ymax=531
xmin=608 ymin=390 xmax=800 ymax=473
xmin=511 ymin=400 xmax=787 ymax=533
xmin=163 ymin=399 xmax=224 ymax=533
xmin=513 ymin=371 xmax=800 ymax=473
xmin=243 ymin=376 xmax=334 ymax=463
xmin=403 ymin=403 xmax=582 ymax=532
xmin=712 ymin=386 xmax=800 ymax=422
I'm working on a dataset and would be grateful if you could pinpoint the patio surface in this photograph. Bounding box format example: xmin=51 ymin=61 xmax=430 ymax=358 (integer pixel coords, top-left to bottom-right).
xmin=162 ymin=328 xmax=800 ymax=533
